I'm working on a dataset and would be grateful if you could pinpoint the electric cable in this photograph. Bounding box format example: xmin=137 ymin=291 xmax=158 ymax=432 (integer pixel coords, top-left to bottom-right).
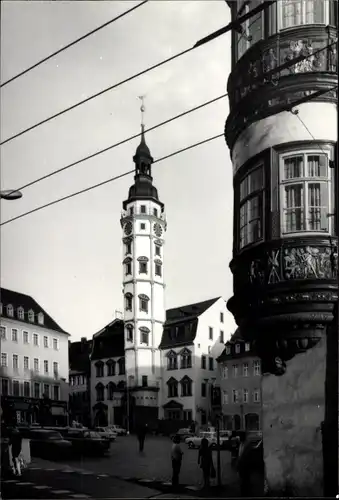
xmin=0 ymin=1 xmax=148 ymax=88
xmin=9 ymin=93 xmax=227 ymax=195
xmin=292 ymin=112 xmax=332 ymax=157
xmin=0 ymin=133 xmax=224 ymax=227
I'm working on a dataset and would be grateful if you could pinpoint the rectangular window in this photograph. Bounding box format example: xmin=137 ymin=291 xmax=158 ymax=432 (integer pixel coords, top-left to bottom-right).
xmin=209 ymin=327 xmax=213 ymax=340
xmin=237 ymin=0 xmax=264 ymax=60
xmin=232 ymin=364 xmax=238 ymax=378
xmin=44 ymin=360 xmax=49 ymax=374
xmin=279 ymin=0 xmax=328 ymax=29
xmin=183 ymin=410 xmax=192 ymax=422
xmin=140 ymin=205 xmax=146 ymax=214
xmin=23 ymin=331 xmax=29 ymax=344
xmin=239 ymin=165 xmax=264 ymax=249
xmin=34 ymin=358 xmax=39 ymax=372
xmin=23 ymin=381 xmax=30 ymax=397
xmin=140 ymin=223 xmax=146 ymax=230
xmin=245 ymin=342 xmax=250 ymax=352
xmin=235 ymin=344 xmax=240 ymax=354
xmin=129 ymin=206 xmax=134 ymax=215
xmin=220 ymin=312 xmax=224 ymax=323
xmin=34 ymin=382 xmax=40 ymax=399
xmin=209 ymin=357 xmax=214 ymax=371
xmin=0 ymin=326 xmax=6 ymax=339
xmin=139 ymin=262 xmax=148 ymax=274
xmin=53 ymin=385 xmax=60 ymax=401
xmin=44 ymin=336 xmax=49 ymax=348
xmin=254 ymin=360 xmax=261 ymax=376
xmin=142 ymin=375 xmax=148 ymax=387
xmin=33 ymin=333 xmax=39 ymax=346
xmin=12 ymin=380 xmax=20 ymax=396
xmin=53 ymin=338 xmax=59 ymax=350
xmin=126 ymin=296 xmax=133 ymax=311
xmin=126 ymin=262 xmax=132 ymax=275
xmin=13 ymin=354 xmax=18 ymax=372
xmin=139 ymin=298 xmax=149 ymax=313
xmin=11 ymin=329 xmax=18 ymax=342
xmin=220 ymin=330 xmax=224 ymax=343
xmin=153 ymin=208 xmax=158 ymax=217
xmin=243 ymin=388 xmax=249 ymax=403
xmin=140 ymin=331 xmax=149 ymax=345
xmin=222 ymin=390 xmax=228 ymax=405
xmin=126 ymin=242 xmax=132 ymax=255
xmin=232 ymin=389 xmax=239 ymax=403
xmin=201 ymin=382 xmax=207 ymax=397
xmin=53 ymin=362 xmax=59 ymax=377
xmin=155 ymin=244 xmax=161 ymax=257
xmin=24 ymin=356 xmax=29 ymax=371
xmin=281 ymin=153 xmax=330 ymax=234
xmin=155 ymin=264 xmax=162 ymax=277
xmin=243 ymin=363 xmax=249 ymax=377
xmin=1 ymin=353 xmax=7 ymax=367
xmin=201 ymin=355 xmax=206 ymax=369
xmin=1 ymin=379 xmax=9 ymax=395
xmin=222 ymin=366 xmax=228 ymax=379
xmin=253 ymin=389 xmax=260 ymax=403
xmin=43 ymin=384 xmax=50 ymax=397
xmin=168 ymin=382 xmax=178 ymax=398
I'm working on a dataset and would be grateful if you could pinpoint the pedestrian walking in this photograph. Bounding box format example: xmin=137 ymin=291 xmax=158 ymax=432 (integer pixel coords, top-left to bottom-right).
xmin=137 ymin=423 xmax=147 ymax=452
xmin=171 ymin=434 xmax=183 ymax=489
xmin=9 ymin=426 xmax=23 ymax=476
xmin=198 ymin=438 xmax=215 ymax=489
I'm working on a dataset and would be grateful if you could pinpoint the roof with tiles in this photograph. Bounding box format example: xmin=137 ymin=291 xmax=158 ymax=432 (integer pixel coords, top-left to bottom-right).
xmin=69 ymin=338 xmax=93 ymax=373
xmin=0 ymin=287 xmax=68 ymax=335
xmin=91 ymin=319 xmax=125 ymax=360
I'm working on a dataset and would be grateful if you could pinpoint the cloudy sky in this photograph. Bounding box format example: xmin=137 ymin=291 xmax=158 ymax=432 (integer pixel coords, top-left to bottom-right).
xmin=1 ymin=0 xmax=236 ymax=341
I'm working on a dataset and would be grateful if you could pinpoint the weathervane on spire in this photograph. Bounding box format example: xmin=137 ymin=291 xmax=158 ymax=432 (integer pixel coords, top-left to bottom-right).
xmin=138 ymin=95 xmax=146 ymax=127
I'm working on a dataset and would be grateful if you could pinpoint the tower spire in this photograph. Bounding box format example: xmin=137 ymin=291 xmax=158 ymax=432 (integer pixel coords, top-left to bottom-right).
xmin=134 ymin=95 xmax=153 ymax=176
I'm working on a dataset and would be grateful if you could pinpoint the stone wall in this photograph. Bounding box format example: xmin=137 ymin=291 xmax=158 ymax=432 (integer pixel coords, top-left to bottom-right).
xmin=262 ymin=336 xmax=326 ymax=496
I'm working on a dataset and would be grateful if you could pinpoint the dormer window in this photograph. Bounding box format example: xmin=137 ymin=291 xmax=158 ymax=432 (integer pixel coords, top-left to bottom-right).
xmin=28 ymin=309 xmax=35 ymax=322
xmin=7 ymin=304 xmax=14 ymax=317
xmin=245 ymin=342 xmax=250 ymax=352
xmin=38 ymin=312 xmax=44 ymax=325
xmin=17 ymin=307 xmax=24 ymax=320
xmin=235 ymin=344 xmax=241 ymax=354
xmin=226 ymin=346 xmax=231 ymax=355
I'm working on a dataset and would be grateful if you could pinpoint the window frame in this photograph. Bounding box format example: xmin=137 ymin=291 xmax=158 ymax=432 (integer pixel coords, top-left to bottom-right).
xmin=222 ymin=390 xmax=229 ymax=405
xmin=208 ymin=357 xmax=214 ymax=371
xmin=0 ymin=326 xmax=7 ymax=340
xmin=1 ymin=352 xmax=8 ymax=367
xmin=220 ymin=330 xmax=224 ymax=343
xmin=140 ymin=327 xmax=150 ymax=345
xmin=279 ymin=149 xmax=332 ymax=237
xmin=232 ymin=389 xmax=239 ymax=403
xmin=24 ymin=356 xmax=29 ymax=371
xmin=201 ymin=382 xmax=207 ymax=397
xmin=201 ymin=355 xmax=206 ymax=369
xmin=12 ymin=354 xmax=19 ymax=372
xmin=34 ymin=358 xmax=39 ymax=373
xmin=232 ymin=364 xmax=238 ymax=378
xmin=254 ymin=360 xmax=261 ymax=376
xmin=167 ymin=378 xmax=178 ymax=398
xmin=23 ymin=330 xmax=29 ymax=344
xmin=243 ymin=362 xmax=249 ymax=377
xmin=243 ymin=388 xmax=249 ymax=403
xmin=236 ymin=0 xmax=264 ymax=61
xmin=209 ymin=327 xmax=213 ymax=340
xmin=277 ymin=0 xmax=330 ymax=30
xmin=11 ymin=328 xmax=18 ymax=342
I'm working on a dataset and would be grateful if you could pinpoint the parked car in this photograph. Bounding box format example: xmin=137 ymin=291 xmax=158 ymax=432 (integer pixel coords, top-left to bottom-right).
xmin=185 ymin=431 xmax=229 ymax=449
xmin=60 ymin=429 xmax=110 ymax=455
xmin=108 ymin=425 xmax=127 ymax=436
xmin=26 ymin=429 xmax=72 ymax=459
xmin=94 ymin=427 xmax=117 ymax=441
xmin=170 ymin=428 xmax=194 ymax=441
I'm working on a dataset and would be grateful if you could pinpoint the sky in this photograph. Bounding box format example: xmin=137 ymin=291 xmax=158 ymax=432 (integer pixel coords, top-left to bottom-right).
xmin=0 ymin=0 xmax=236 ymax=341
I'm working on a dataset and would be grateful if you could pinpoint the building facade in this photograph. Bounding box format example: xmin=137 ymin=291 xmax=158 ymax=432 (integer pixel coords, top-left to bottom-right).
xmin=160 ymin=297 xmax=229 ymax=428
xmin=224 ymin=0 xmax=337 ymax=495
xmin=69 ymin=338 xmax=92 ymax=427
xmin=217 ymin=331 xmax=262 ymax=431
xmin=0 ymin=288 xmax=69 ymax=426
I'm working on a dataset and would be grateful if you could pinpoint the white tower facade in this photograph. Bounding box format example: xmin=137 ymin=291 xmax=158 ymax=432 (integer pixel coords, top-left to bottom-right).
xmin=120 ymin=121 xmax=166 ymax=422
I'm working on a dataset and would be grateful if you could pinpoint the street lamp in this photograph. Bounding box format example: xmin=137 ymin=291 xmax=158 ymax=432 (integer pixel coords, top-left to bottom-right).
xmin=0 ymin=190 xmax=23 ymax=200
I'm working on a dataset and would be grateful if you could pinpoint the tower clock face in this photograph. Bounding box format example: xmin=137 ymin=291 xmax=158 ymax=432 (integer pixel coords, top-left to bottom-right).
xmin=124 ymin=222 xmax=133 ymax=235
xmin=154 ymin=223 xmax=163 ymax=237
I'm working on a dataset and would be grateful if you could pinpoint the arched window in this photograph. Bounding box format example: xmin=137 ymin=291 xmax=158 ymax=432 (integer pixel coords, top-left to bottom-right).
xmin=118 ymin=358 xmax=125 ymax=376
xmin=167 ymin=377 xmax=178 ymax=398
xmin=140 ymin=327 xmax=150 ymax=345
xmin=95 ymin=383 xmax=105 ymax=402
xmin=125 ymin=324 xmax=134 ymax=342
xmin=17 ymin=307 xmax=24 ymax=320
xmin=166 ymin=350 xmax=178 ymax=370
xmin=180 ymin=376 xmax=192 ymax=397
xmin=28 ymin=309 xmax=35 ymax=322
xmin=106 ymin=359 xmax=115 ymax=377
xmin=38 ymin=312 xmax=44 ymax=325
xmin=138 ymin=294 xmax=150 ymax=313
xmin=123 ymin=257 xmax=132 ymax=276
xmin=154 ymin=258 xmax=162 ymax=277
xmin=6 ymin=304 xmax=14 ymax=317
xmin=125 ymin=293 xmax=133 ymax=312
xmin=180 ymin=348 xmax=192 ymax=369
xmin=107 ymin=382 xmax=116 ymax=400
xmin=137 ymin=256 xmax=149 ymax=274
xmin=95 ymin=361 xmax=104 ymax=378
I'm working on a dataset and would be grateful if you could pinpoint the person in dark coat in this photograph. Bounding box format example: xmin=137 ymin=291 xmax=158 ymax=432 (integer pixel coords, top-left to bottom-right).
xmin=198 ymin=438 xmax=215 ymax=489
xmin=137 ymin=423 xmax=147 ymax=452
xmin=171 ymin=434 xmax=183 ymax=489
xmin=9 ymin=426 xmax=23 ymax=476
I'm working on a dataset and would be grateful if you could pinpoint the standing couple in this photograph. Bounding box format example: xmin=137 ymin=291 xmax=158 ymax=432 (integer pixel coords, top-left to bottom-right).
xmin=171 ymin=436 xmax=216 ymax=490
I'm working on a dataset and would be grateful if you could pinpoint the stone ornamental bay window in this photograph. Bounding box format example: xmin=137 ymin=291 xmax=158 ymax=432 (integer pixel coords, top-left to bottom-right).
xmin=239 ymin=165 xmax=264 ymax=250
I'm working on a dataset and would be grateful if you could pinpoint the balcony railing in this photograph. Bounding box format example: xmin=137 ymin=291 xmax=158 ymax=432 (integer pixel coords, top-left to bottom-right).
xmin=121 ymin=207 xmax=166 ymax=221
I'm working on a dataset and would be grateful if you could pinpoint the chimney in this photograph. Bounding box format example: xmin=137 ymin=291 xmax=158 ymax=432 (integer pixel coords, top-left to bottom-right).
xmin=81 ymin=337 xmax=86 ymax=343
xmin=115 ymin=310 xmax=123 ymax=320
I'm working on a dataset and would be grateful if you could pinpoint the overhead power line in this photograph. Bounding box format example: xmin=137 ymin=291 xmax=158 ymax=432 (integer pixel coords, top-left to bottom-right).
xmin=9 ymin=93 xmax=227 ymax=196
xmin=0 ymin=133 xmax=225 ymax=227
xmin=0 ymin=0 xmax=277 ymax=147
xmin=0 ymin=1 xmax=148 ymax=88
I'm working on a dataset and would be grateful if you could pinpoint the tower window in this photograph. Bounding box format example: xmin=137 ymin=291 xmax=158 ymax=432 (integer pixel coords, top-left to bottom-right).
xmin=124 ymin=257 xmax=132 ymax=275
xmin=140 ymin=223 xmax=146 ymax=230
xmin=236 ymin=0 xmax=263 ymax=60
xmin=142 ymin=375 xmax=148 ymax=387
xmin=155 ymin=245 xmax=161 ymax=257
xmin=220 ymin=330 xmax=224 ymax=343
xmin=209 ymin=327 xmax=213 ymax=340
xmin=126 ymin=324 xmax=133 ymax=342
xmin=140 ymin=205 xmax=146 ymax=214
xmin=140 ymin=327 xmax=150 ymax=345
xmin=126 ymin=242 xmax=132 ymax=255
xmin=139 ymin=262 xmax=148 ymax=274
xmin=280 ymin=152 xmax=330 ymax=235
xmin=125 ymin=294 xmax=133 ymax=312
xmin=139 ymin=294 xmax=150 ymax=313
xmin=239 ymin=165 xmax=264 ymax=249
xmin=129 ymin=206 xmax=134 ymax=215
xmin=155 ymin=264 xmax=162 ymax=277
xmin=153 ymin=208 xmax=158 ymax=217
